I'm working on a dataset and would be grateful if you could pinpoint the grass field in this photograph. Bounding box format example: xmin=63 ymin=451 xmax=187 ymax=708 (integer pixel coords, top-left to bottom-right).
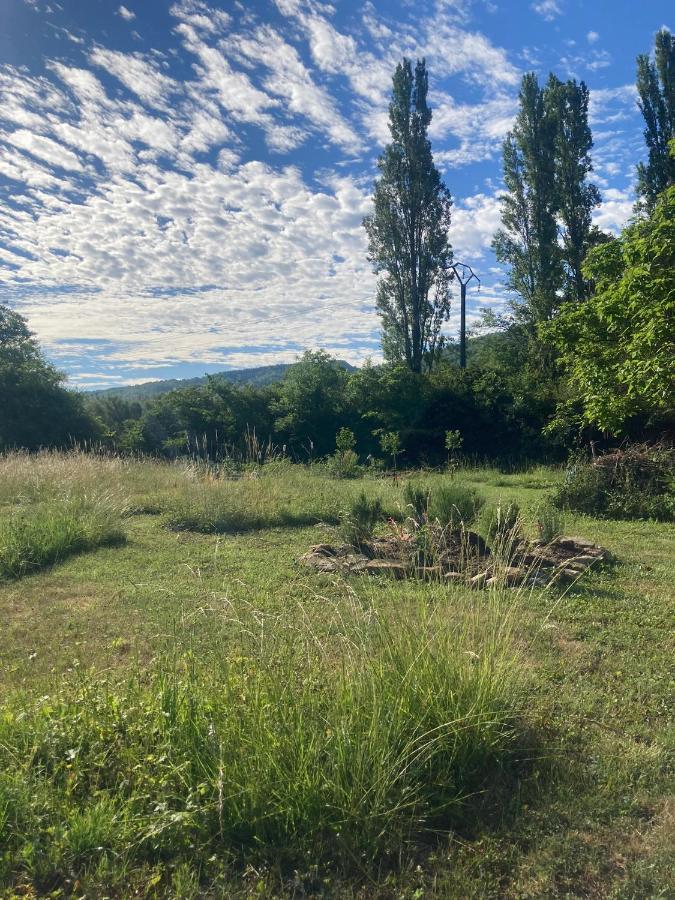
xmin=0 ymin=452 xmax=673 ymax=898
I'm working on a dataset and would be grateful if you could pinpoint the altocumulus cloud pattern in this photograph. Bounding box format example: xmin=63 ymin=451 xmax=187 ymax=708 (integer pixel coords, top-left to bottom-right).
xmin=0 ymin=0 xmax=665 ymax=388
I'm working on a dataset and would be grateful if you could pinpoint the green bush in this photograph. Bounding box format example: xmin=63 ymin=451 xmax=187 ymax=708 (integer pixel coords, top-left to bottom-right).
xmin=402 ymin=481 xmax=429 ymax=523
xmin=535 ymin=502 xmax=564 ymax=543
xmin=339 ymin=491 xmax=383 ymax=547
xmin=553 ymin=447 xmax=674 ymax=521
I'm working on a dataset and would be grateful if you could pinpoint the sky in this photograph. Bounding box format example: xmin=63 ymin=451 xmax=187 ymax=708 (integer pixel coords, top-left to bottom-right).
xmin=0 ymin=0 xmax=671 ymax=390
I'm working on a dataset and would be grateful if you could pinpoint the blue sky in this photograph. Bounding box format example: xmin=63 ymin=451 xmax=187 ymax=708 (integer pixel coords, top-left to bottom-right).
xmin=0 ymin=0 xmax=671 ymax=389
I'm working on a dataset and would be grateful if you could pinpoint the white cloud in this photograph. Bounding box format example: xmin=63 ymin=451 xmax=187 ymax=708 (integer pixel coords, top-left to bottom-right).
xmin=587 ymin=30 xmax=599 ymax=44
xmin=89 ymin=47 xmax=177 ymax=109
xmin=0 ymin=0 xmax=645 ymax=379
xmin=531 ymin=0 xmax=561 ymax=20
xmin=592 ymin=187 xmax=633 ymax=234
xmin=117 ymin=5 xmax=136 ymax=21
xmin=226 ymin=25 xmax=362 ymax=153
xmin=5 ymin=129 xmax=84 ymax=172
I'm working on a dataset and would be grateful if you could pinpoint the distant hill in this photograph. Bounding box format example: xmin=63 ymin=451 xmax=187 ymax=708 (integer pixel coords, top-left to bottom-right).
xmin=89 ymin=360 xmax=356 ymax=400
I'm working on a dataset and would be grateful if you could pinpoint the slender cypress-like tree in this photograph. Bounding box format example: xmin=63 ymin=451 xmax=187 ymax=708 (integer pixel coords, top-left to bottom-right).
xmin=636 ymin=28 xmax=675 ymax=212
xmin=364 ymin=58 xmax=452 ymax=373
xmin=492 ymin=73 xmax=561 ymax=325
xmin=547 ymin=75 xmax=601 ymax=302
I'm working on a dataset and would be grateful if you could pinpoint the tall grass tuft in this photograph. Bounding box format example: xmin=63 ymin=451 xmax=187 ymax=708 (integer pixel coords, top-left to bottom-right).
xmin=0 ymin=594 xmax=524 ymax=885
xmin=164 ymin=469 xmax=396 ymax=533
xmin=0 ymin=491 xmax=126 ymax=579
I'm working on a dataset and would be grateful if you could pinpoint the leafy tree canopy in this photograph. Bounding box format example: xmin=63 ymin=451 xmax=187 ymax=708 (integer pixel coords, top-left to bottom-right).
xmin=364 ymin=58 xmax=452 ymax=372
xmin=544 ymin=184 xmax=675 ymax=434
xmin=0 ymin=305 xmax=96 ymax=450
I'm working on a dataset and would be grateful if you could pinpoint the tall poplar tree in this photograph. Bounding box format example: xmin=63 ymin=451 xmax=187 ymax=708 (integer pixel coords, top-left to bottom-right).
xmin=636 ymin=28 xmax=675 ymax=212
xmin=364 ymin=58 xmax=452 ymax=373
xmin=547 ymin=75 xmax=601 ymax=302
xmin=492 ymin=73 xmax=561 ymax=325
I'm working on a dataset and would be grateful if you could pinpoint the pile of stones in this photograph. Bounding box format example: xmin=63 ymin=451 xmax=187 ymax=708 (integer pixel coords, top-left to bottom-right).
xmin=299 ymin=532 xmax=611 ymax=589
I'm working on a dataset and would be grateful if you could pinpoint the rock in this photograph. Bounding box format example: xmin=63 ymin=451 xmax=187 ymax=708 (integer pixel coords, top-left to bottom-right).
xmin=444 ymin=571 xmax=465 ymax=583
xmin=300 ymin=555 xmax=340 ymax=573
xmin=364 ymin=559 xmax=407 ymax=579
xmin=525 ymin=571 xmax=551 ymax=587
xmin=557 ymin=567 xmax=583 ymax=581
xmin=306 ymin=544 xmax=337 ymax=557
xmin=503 ymin=565 xmax=527 ymax=585
xmin=486 ymin=566 xmax=528 ymax=588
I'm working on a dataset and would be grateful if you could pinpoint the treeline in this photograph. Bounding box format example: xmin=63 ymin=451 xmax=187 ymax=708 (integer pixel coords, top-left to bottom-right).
xmin=84 ymin=342 xmax=567 ymax=464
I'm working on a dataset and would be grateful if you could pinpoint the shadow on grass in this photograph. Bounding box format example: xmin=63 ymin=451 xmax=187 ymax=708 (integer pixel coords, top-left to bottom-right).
xmin=0 ymin=531 xmax=126 ymax=582
xmin=164 ymin=511 xmax=341 ymax=534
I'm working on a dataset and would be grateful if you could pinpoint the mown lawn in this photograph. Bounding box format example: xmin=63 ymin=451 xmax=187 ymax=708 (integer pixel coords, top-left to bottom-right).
xmin=0 ymin=453 xmax=672 ymax=898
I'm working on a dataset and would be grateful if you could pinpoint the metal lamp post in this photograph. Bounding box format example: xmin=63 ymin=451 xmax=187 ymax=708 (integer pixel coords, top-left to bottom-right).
xmin=448 ymin=262 xmax=480 ymax=369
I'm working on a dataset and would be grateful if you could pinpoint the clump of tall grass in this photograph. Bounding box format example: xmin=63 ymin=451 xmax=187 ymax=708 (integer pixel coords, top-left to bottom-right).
xmin=0 ymin=594 xmax=524 ymax=889
xmin=403 ymin=480 xmax=485 ymax=528
xmin=0 ymin=449 xmax=178 ymax=514
xmin=535 ymin=502 xmax=565 ymax=543
xmin=165 ymin=470 xmax=395 ymax=533
xmin=338 ymin=490 xmax=383 ymax=547
xmin=0 ymin=491 xmax=127 ymax=580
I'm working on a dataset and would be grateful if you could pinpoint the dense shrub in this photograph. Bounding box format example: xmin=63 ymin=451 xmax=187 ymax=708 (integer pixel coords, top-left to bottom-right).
xmin=535 ymin=502 xmax=564 ymax=542
xmin=553 ymin=446 xmax=674 ymax=521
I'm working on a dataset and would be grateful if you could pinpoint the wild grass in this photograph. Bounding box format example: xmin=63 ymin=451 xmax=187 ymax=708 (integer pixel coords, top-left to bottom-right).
xmin=0 ymin=449 xmax=180 ymax=514
xmin=0 ymin=453 xmax=672 ymax=896
xmin=0 ymin=491 xmax=127 ymax=580
xmin=0 ymin=592 xmax=523 ymax=890
xmin=164 ymin=468 xmax=398 ymax=533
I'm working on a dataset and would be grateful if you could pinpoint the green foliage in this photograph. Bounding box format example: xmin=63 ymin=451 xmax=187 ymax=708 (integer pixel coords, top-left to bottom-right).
xmin=428 ymin=483 xmax=485 ymax=527
xmin=493 ymin=72 xmax=601 ymax=324
xmin=338 ymin=490 xmax=383 ymax=547
xmin=547 ymin=74 xmax=602 ymax=303
xmin=328 ymin=427 xmax=360 ymax=478
xmin=273 ymin=351 xmax=349 ymax=456
xmin=534 ymin=501 xmax=564 ymax=543
xmin=0 ymin=493 xmax=126 ymax=580
xmin=0 ymin=305 xmax=97 ymax=451
xmin=402 ymin=481 xmax=429 ymax=522
xmin=363 ymin=58 xmax=452 ymax=372
xmin=636 ymin=28 xmax=675 ymax=212
xmin=479 ymin=501 xmax=522 ymax=546
xmin=376 ymin=430 xmax=402 ymax=470
xmin=493 ymin=73 xmax=561 ymax=324
xmin=444 ymin=429 xmax=463 ymax=453
xmin=0 ymin=600 xmax=522 ymax=887
xmin=545 ymin=185 xmax=675 ymax=433
xmin=552 ymin=447 xmax=675 ymax=521
xmin=335 ymin=426 xmax=356 ymax=454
